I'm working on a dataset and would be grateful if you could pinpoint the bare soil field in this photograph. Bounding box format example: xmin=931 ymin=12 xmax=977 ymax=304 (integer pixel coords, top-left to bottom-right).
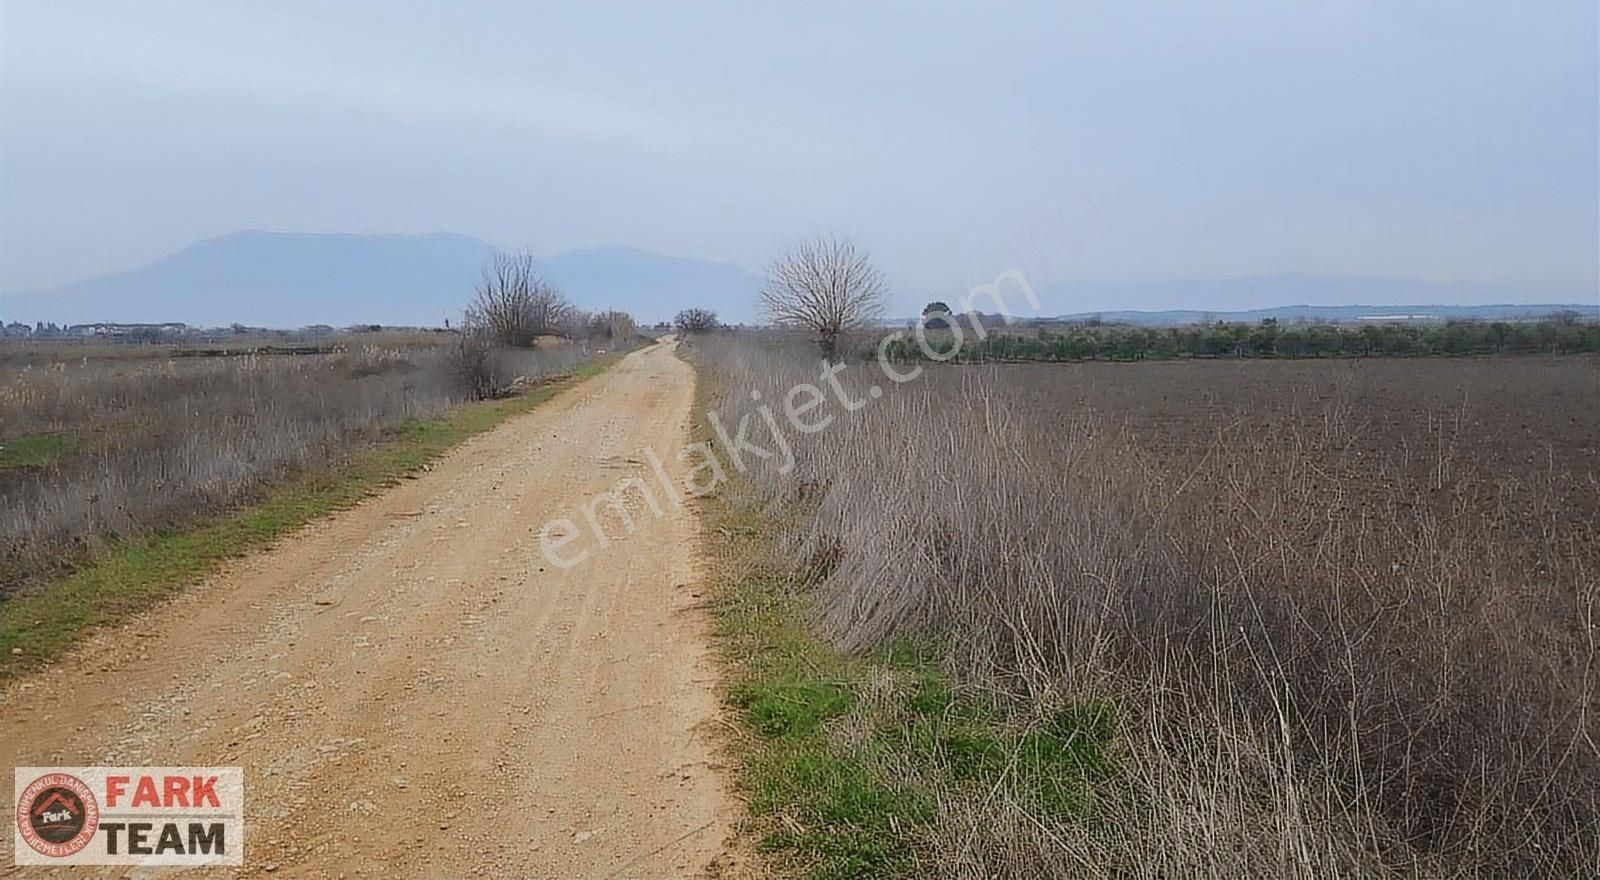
xmin=998 ymin=355 xmax=1600 ymax=535
xmin=0 ymin=342 xmax=734 ymax=877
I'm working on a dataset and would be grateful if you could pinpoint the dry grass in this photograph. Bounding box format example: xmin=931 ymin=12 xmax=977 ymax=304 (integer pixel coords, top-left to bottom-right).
xmin=0 ymin=330 xmax=455 ymax=368
xmin=0 ymin=350 xmax=631 ymax=677
xmin=691 ymin=334 xmax=1600 ymax=878
xmin=0 ymin=339 xmax=597 ymax=593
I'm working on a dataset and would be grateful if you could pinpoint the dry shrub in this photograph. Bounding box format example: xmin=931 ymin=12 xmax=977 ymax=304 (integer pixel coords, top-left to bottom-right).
xmin=0 ymin=339 xmax=594 ymax=591
xmin=691 ymin=334 xmax=1600 ymax=877
xmin=449 ymin=332 xmax=500 ymax=401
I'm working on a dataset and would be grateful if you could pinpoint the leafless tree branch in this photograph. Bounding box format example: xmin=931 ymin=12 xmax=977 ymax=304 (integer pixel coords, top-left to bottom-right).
xmin=760 ymin=235 xmax=887 ymax=358
xmin=464 ymin=252 xmax=573 ymax=346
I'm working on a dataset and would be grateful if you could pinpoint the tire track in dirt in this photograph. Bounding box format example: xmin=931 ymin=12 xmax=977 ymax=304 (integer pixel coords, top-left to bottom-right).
xmin=1 ymin=341 xmax=735 ymax=877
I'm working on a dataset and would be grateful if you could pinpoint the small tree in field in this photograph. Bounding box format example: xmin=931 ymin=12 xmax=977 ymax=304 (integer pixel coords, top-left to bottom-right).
xmin=761 ymin=236 xmax=887 ymax=359
xmin=589 ymin=310 xmax=637 ymax=340
xmin=674 ymin=308 xmax=720 ymax=334
xmin=922 ymin=301 xmax=952 ymax=330
xmin=465 ymin=252 xmax=572 ymax=346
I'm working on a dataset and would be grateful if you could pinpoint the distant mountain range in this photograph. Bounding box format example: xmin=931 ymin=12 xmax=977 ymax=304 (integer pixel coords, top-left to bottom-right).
xmin=4 ymin=232 xmax=1594 ymax=329
xmin=3 ymin=231 xmax=764 ymax=327
xmin=1026 ymin=274 xmax=1596 ymax=324
xmin=1041 ymin=303 xmax=1600 ymax=326
xmin=898 ymin=274 xmax=1595 ymax=325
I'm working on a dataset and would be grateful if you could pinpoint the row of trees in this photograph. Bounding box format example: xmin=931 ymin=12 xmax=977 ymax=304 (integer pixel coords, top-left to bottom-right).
xmin=681 ymin=235 xmax=1600 ymax=366
xmin=463 ymin=243 xmax=1597 ymax=365
xmin=880 ymin=316 xmax=1600 ymax=363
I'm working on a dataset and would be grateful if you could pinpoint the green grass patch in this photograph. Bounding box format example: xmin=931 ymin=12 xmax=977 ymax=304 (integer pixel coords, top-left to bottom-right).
xmin=0 ymin=432 xmax=76 ymax=470
xmin=753 ymin=748 xmax=934 ymax=880
xmin=734 ymin=677 xmax=854 ymax=738
xmin=703 ymin=493 xmax=932 ymax=877
xmin=0 ymin=354 xmax=624 ymax=678
xmin=876 ymin=705 xmax=1115 ymax=818
xmin=690 ymin=360 xmax=1116 ymax=878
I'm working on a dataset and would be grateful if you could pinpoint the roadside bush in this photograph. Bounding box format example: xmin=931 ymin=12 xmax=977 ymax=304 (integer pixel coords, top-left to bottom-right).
xmin=449 ymin=331 xmax=499 ymax=400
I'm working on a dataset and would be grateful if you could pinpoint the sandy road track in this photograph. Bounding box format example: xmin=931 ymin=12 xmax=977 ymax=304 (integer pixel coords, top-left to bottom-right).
xmin=2 ymin=342 xmax=734 ymax=877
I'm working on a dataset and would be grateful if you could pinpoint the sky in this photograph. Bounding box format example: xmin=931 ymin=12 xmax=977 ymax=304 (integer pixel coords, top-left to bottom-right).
xmin=2 ymin=0 xmax=1596 ymax=315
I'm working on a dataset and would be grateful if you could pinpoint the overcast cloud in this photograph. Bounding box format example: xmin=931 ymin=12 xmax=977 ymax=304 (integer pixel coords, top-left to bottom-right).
xmin=2 ymin=1 xmax=1595 ymax=314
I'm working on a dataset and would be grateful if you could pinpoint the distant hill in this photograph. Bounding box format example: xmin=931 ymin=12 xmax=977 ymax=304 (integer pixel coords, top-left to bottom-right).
xmin=1029 ymin=274 xmax=1596 ymax=324
xmin=4 ymin=231 xmax=763 ymax=328
xmin=10 ymin=238 xmax=1593 ymax=329
xmin=892 ymin=274 xmax=1594 ymax=326
xmin=5 ymin=231 xmax=498 ymax=328
xmin=1047 ymin=303 xmax=1600 ymax=326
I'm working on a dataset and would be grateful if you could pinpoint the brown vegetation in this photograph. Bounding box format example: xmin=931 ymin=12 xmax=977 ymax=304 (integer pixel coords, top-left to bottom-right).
xmin=0 ymin=339 xmax=603 ymax=594
xmin=694 ymin=335 xmax=1600 ymax=877
xmin=587 ymin=309 xmax=638 ymax=341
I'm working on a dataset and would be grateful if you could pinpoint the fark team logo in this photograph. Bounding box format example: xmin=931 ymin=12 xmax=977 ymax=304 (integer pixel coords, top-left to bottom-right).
xmin=17 ymin=773 xmax=99 ymax=857
xmin=13 ymin=767 xmax=244 ymax=866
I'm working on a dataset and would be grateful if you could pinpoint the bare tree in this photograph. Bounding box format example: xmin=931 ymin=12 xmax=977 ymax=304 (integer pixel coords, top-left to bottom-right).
xmin=760 ymin=236 xmax=887 ymax=358
xmin=674 ymin=308 xmax=720 ymax=334
xmin=464 ymin=252 xmax=573 ymax=346
xmin=589 ymin=310 xmax=637 ymax=340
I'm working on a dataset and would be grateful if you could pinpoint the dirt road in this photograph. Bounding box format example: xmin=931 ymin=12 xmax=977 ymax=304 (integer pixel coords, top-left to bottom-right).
xmin=1 ymin=342 xmax=735 ymax=876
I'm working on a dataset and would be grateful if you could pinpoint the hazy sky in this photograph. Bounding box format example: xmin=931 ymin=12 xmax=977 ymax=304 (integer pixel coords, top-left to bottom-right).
xmin=3 ymin=1 xmax=1596 ymax=311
